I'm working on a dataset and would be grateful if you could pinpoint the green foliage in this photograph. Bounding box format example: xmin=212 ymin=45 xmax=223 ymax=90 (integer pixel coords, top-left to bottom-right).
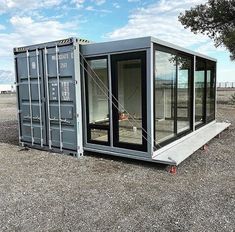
xmin=230 ymin=92 xmax=235 ymax=104
xmin=178 ymin=0 xmax=235 ymax=60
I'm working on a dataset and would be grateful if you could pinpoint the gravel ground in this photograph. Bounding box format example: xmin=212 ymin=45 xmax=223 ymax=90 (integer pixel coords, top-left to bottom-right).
xmin=0 ymin=94 xmax=234 ymax=232
xmin=217 ymin=89 xmax=235 ymax=104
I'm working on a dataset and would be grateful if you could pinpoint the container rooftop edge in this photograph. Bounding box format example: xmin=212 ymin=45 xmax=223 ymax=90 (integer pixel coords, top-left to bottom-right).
xmin=81 ymin=36 xmax=217 ymax=62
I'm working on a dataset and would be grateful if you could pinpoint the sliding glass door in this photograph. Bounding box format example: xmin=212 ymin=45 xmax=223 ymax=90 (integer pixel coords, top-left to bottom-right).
xmin=111 ymin=52 xmax=147 ymax=151
xmin=154 ymin=47 xmax=193 ymax=146
xmin=195 ymin=58 xmax=206 ymax=127
xmin=195 ymin=58 xmax=216 ymax=128
xmin=177 ymin=55 xmax=192 ymax=133
xmin=85 ymin=52 xmax=147 ymax=151
xmin=206 ymin=61 xmax=216 ymax=122
xmin=155 ymin=50 xmax=176 ymax=143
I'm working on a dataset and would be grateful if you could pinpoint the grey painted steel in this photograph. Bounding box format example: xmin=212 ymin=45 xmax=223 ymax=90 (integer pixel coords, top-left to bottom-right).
xmin=150 ymin=37 xmax=217 ymax=62
xmin=15 ymin=38 xmax=83 ymax=155
xmin=81 ymin=37 xmax=216 ymax=62
xmin=81 ymin=37 xmax=151 ymax=56
xmin=152 ymin=121 xmax=230 ymax=165
xmin=55 ymin=45 xmax=63 ymax=151
xmin=73 ymin=40 xmax=84 ymax=156
xmin=107 ymin=54 xmax=114 ymax=148
xmin=14 ymin=38 xmax=90 ymax=53
xmin=150 ymin=42 xmax=154 ymax=152
xmin=26 ymin=50 xmax=34 ymax=145
xmin=44 ymin=47 xmax=52 ymax=149
xmin=15 ymin=36 xmax=221 ymax=166
xmin=146 ymin=48 xmax=153 ymax=157
xmin=81 ymin=49 xmax=151 ymax=158
xmin=36 ymin=48 xmax=43 ymax=147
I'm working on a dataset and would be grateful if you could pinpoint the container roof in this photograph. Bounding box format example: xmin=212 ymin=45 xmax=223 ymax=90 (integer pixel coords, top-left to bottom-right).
xmin=14 ymin=37 xmax=90 ymax=53
xmin=81 ymin=36 xmax=216 ymax=62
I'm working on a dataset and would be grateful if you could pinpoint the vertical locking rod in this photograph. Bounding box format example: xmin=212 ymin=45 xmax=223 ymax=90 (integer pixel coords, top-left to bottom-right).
xmin=55 ymin=45 xmax=63 ymax=151
xmin=26 ymin=50 xmax=34 ymax=145
xmin=36 ymin=48 xmax=43 ymax=147
xmin=44 ymin=47 xmax=52 ymax=149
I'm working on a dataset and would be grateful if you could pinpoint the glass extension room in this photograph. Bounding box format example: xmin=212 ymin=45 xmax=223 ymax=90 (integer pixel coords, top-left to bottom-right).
xmin=80 ymin=36 xmax=219 ymax=163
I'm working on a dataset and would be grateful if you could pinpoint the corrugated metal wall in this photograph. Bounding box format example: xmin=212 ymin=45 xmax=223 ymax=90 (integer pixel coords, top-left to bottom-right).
xmin=15 ymin=40 xmax=81 ymax=155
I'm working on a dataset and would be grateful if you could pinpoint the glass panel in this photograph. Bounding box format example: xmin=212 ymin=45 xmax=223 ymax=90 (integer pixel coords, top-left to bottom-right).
xmin=155 ymin=50 xmax=176 ymax=143
xmin=117 ymin=59 xmax=142 ymax=144
xmin=206 ymin=61 xmax=216 ymax=120
xmin=177 ymin=56 xmax=191 ymax=133
xmin=86 ymin=58 xmax=109 ymax=143
xmin=91 ymin=129 xmax=108 ymax=142
xmin=195 ymin=59 xmax=206 ymax=126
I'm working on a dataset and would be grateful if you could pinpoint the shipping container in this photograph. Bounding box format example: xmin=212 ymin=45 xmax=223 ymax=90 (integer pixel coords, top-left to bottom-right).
xmin=14 ymin=37 xmax=230 ymax=165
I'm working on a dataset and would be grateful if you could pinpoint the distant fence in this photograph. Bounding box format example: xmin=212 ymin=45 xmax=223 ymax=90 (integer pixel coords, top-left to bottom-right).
xmin=217 ymin=82 xmax=235 ymax=88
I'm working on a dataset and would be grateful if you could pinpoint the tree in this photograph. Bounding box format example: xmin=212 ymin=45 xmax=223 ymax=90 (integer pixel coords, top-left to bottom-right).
xmin=178 ymin=0 xmax=235 ymax=60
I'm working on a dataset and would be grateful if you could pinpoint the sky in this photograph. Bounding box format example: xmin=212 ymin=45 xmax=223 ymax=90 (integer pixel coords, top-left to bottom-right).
xmin=0 ymin=0 xmax=234 ymax=84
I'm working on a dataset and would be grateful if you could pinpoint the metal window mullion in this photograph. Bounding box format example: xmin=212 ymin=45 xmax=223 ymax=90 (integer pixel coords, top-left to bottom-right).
xmin=26 ymin=50 xmax=34 ymax=145
xmin=44 ymin=47 xmax=52 ymax=149
xmin=192 ymin=56 xmax=196 ymax=131
xmin=107 ymin=54 xmax=113 ymax=147
xmin=174 ymin=56 xmax=178 ymax=135
xmin=36 ymin=48 xmax=43 ymax=147
xmin=204 ymin=61 xmax=207 ymax=123
xmin=55 ymin=45 xmax=63 ymax=151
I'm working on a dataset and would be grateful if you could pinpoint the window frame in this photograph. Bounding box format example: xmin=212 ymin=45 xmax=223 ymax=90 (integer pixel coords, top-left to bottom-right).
xmin=153 ymin=44 xmax=194 ymax=149
xmin=84 ymin=55 xmax=110 ymax=146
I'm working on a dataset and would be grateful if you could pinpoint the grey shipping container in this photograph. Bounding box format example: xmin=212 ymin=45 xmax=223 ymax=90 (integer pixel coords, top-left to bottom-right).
xmin=14 ymin=37 xmax=230 ymax=166
xmin=14 ymin=38 xmax=87 ymax=156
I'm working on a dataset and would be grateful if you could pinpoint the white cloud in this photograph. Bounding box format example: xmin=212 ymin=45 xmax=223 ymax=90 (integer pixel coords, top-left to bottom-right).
xmin=85 ymin=5 xmax=111 ymax=13
xmin=107 ymin=0 xmax=209 ymax=48
xmin=86 ymin=6 xmax=94 ymax=11
xmin=72 ymin=0 xmax=85 ymax=8
xmin=0 ymin=24 xmax=6 ymax=30
xmin=113 ymin=2 xmax=120 ymax=9
xmin=0 ymin=16 xmax=77 ymax=61
xmin=0 ymin=0 xmax=62 ymax=13
xmin=196 ymin=41 xmax=226 ymax=54
xmin=93 ymin=0 xmax=106 ymax=6
xmin=0 ymin=70 xmax=14 ymax=84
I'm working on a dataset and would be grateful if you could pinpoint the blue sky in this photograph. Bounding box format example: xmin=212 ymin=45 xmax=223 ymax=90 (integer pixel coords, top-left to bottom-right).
xmin=0 ymin=0 xmax=234 ymax=84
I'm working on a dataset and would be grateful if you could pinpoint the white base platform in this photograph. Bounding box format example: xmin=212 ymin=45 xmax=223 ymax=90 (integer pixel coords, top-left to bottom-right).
xmin=152 ymin=121 xmax=231 ymax=165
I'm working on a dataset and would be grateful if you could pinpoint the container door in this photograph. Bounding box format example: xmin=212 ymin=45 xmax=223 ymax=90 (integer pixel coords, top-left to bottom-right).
xmin=15 ymin=42 xmax=80 ymax=154
xmin=43 ymin=45 xmax=78 ymax=152
xmin=16 ymin=50 xmax=46 ymax=147
xmin=111 ymin=52 xmax=147 ymax=151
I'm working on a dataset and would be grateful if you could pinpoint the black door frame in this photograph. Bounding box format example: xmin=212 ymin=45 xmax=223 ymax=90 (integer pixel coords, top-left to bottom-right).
xmin=111 ymin=51 xmax=147 ymax=152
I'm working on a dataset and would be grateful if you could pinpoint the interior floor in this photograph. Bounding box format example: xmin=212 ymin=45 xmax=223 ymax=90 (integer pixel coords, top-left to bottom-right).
xmin=155 ymin=119 xmax=190 ymax=144
xmin=90 ymin=119 xmax=190 ymax=146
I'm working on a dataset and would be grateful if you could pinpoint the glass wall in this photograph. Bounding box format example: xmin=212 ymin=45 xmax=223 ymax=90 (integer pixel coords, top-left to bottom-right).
xmin=155 ymin=50 xmax=176 ymax=143
xmin=111 ymin=52 xmax=147 ymax=151
xmin=177 ymin=55 xmax=192 ymax=133
xmin=85 ymin=58 xmax=110 ymax=144
xmin=83 ymin=47 xmax=216 ymax=151
xmin=154 ymin=48 xmax=193 ymax=146
xmin=206 ymin=61 xmax=216 ymax=121
xmin=117 ymin=59 xmax=142 ymax=144
xmin=195 ymin=59 xmax=206 ymax=126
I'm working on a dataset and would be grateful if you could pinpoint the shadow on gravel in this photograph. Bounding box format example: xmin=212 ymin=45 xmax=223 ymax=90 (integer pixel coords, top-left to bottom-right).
xmin=86 ymin=151 xmax=167 ymax=171
xmin=0 ymin=120 xmax=19 ymax=145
